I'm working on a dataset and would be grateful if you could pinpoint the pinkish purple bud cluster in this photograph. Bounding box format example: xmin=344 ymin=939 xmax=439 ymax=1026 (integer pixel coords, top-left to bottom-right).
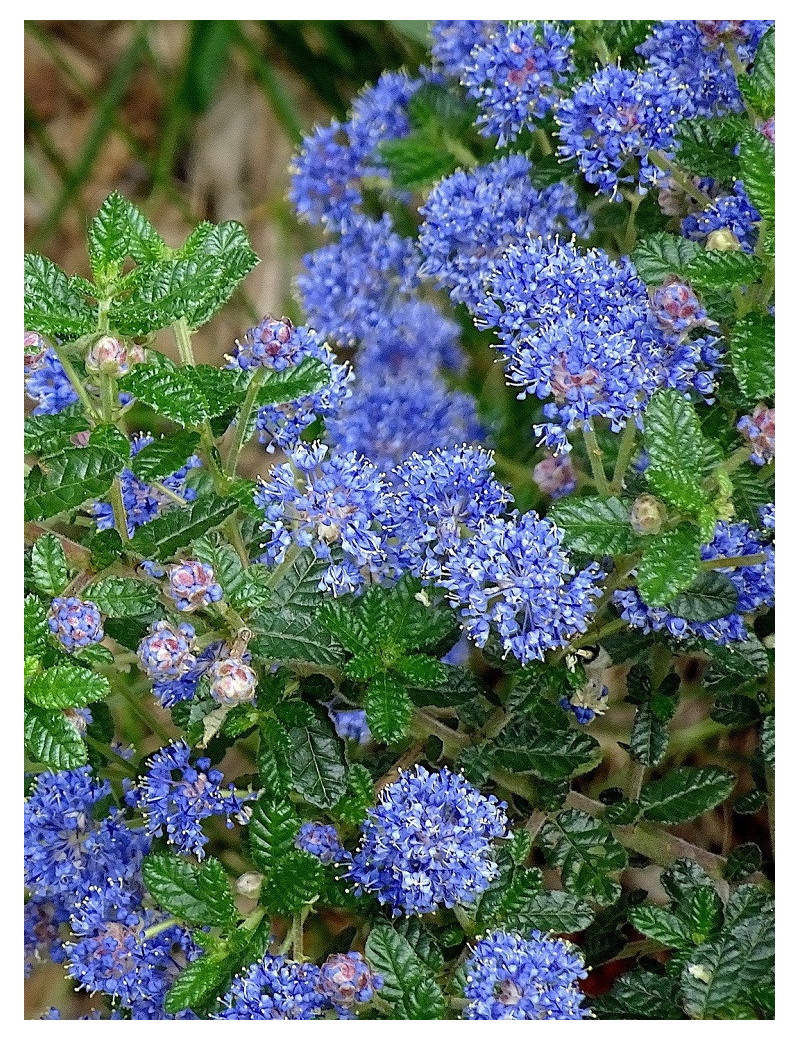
xmin=47 ymin=597 xmax=104 ymax=652
xmin=209 ymin=658 xmax=258 ymax=705
xmin=318 ymin=952 xmax=383 ymax=1009
xmin=167 ymin=561 xmax=224 ymax=613
xmin=137 ymin=620 xmax=197 ymax=680
xmin=85 ymin=336 xmax=145 ymax=377
xmin=650 ymin=277 xmax=709 ymax=335
xmin=533 ymin=453 xmax=577 ymax=500
xmin=737 ymin=403 xmax=775 ymax=465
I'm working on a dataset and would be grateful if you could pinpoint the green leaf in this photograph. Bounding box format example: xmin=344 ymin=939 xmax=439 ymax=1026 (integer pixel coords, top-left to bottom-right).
xmin=119 ymin=352 xmax=210 ymax=426
xmin=685 ymin=251 xmax=765 ymax=291
xmin=84 ymin=576 xmax=158 ymax=617
xmin=130 ymin=432 xmax=201 ymax=484
xmin=540 ymin=809 xmax=627 ymax=906
xmin=365 ymin=926 xmax=445 ymax=1020
xmin=24 ymin=595 xmax=50 ymax=657
xmin=288 ymin=716 xmax=347 ymax=808
xmin=26 ymin=663 xmax=111 ymax=709
xmin=739 ymin=126 xmax=774 ymax=222
xmin=744 ymin=26 xmax=775 ymax=115
xmin=761 ymin=715 xmax=774 ymax=771
xmin=675 ymin=115 xmax=746 ymax=181
xmin=255 ymin=356 xmax=331 ymax=407
xmin=379 ymin=134 xmax=457 ymax=188
xmin=30 ymin=534 xmax=69 ymax=597
xmin=365 ymin=674 xmax=413 ymax=744
xmin=729 ymin=314 xmax=774 ymax=401
xmin=24 ymin=253 xmax=97 ymax=338
xmin=549 ymin=496 xmax=637 ymax=554
xmin=639 ymin=767 xmax=736 ymax=823
xmin=629 ymin=905 xmax=691 ymax=949
xmin=142 ymin=852 xmax=237 ymax=927
xmin=24 ymin=700 xmax=88 ymax=769
xmin=248 ymin=796 xmax=299 ymax=875
xmin=260 ymin=853 xmax=324 ymax=914
xmin=637 ymin=526 xmax=702 ymax=607
xmin=25 ymin=407 xmax=89 ymax=456
xmin=667 ymin=570 xmax=740 ymax=622
xmin=25 ymin=447 xmax=123 ymax=521
xmin=724 ymin=842 xmax=763 ymax=882
xmin=644 ymin=389 xmax=705 ymax=479
xmin=632 ymin=233 xmax=702 ymax=284
xmin=686 ymin=885 xmax=725 ymax=945
xmin=333 ymin=764 xmax=374 ymax=826
xmin=164 ymin=954 xmax=233 ymax=1016
xmin=495 ymin=719 xmax=600 ymax=781
xmin=128 ymin=494 xmax=237 ymax=559
xmin=593 ymin=970 xmax=683 ymax=1019
xmin=87 ymin=191 xmax=134 ymax=282
xmin=257 ymin=717 xmax=293 ymax=795
xmin=701 ymin=635 xmax=769 ymax=690
xmin=630 ymin=701 xmax=672 ymax=767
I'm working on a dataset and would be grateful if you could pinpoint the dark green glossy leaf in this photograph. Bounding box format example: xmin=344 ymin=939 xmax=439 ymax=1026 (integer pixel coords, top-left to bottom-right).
xmin=640 ymin=767 xmax=736 ymax=823
xmin=26 ymin=663 xmax=110 ymax=709
xmin=128 ymin=494 xmax=237 ymax=559
xmin=143 ymin=853 xmax=237 ymax=927
xmin=550 ymin=496 xmax=637 ymax=554
xmin=84 ymin=576 xmax=158 ymax=617
xmin=24 ymin=700 xmax=88 ymax=769
xmin=288 ymin=716 xmax=347 ymax=808
xmin=30 ymin=533 xmax=69 ymax=597
xmin=25 ymin=447 xmax=123 ymax=521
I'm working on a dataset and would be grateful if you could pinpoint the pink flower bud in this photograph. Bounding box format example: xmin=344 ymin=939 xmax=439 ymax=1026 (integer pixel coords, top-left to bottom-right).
xmin=209 ymin=658 xmax=258 ymax=706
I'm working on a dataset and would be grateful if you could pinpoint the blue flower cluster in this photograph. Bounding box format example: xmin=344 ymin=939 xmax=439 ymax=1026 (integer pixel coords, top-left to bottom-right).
xmin=137 ymin=619 xmax=198 ymax=681
xmin=347 ymin=766 xmax=508 ymax=916
xmin=124 ymin=741 xmax=254 ymax=858
xmin=385 ymin=446 xmax=509 ymax=579
xmin=431 ymin=21 xmax=500 ymax=78
xmin=318 ymin=952 xmax=382 ymax=1012
xmin=462 ymin=22 xmax=574 ymax=145
xmin=48 ymin=596 xmax=104 ymax=652
xmin=254 ymin=441 xmax=387 ymax=595
xmin=25 ymin=895 xmax=68 ymax=977
xmin=419 ymin=155 xmax=591 ymax=311
xmin=477 ymin=237 xmax=720 ymax=451
xmin=615 ymin=521 xmax=775 ymax=643
xmin=93 ymin=434 xmax=201 ymax=537
xmin=216 ymin=955 xmax=329 ymax=1020
xmin=25 ymin=344 xmax=78 ymax=415
xmin=357 ymin=299 xmax=465 ymax=378
xmin=298 ymin=214 xmax=420 ymax=347
xmin=638 ymin=20 xmax=773 ymax=118
xmin=738 ymin=403 xmax=775 ymax=465
xmin=462 ymin=929 xmax=590 ymax=1020
xmin=329 ymin=706 xmax=372 ymax=745
xmin=295 ymin=822 xmax=345 ymax=865
xmin=441 ymin=513 xmax=605 ymax=665
xmin=557 ymin=64 xmax=686 ymax=199
xmin=291 ymin=70 xmax=421 ymax=229
xmin=682 ymin=180 xmax=761 ymax=251
xmin=228 ymin=315 xmax=352 ymax=451
xmin=327 ymin=375 xmax=482 ymax=475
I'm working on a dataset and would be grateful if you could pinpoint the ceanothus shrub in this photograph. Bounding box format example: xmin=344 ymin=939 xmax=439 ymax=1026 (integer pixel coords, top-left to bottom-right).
xmin=24 ymin=18 xmax=774 ymax=1021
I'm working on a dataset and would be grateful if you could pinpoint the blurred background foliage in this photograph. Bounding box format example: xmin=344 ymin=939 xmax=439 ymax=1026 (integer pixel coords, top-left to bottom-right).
xmin=24 ymin=20 xmax=430 ymax=361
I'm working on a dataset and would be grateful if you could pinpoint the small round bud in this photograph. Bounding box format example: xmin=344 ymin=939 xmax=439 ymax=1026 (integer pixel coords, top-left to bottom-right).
xmin=167 ymin=560 xmax=223 ymax=612
xmin=630 ymin=494 xmax=666 ymax=536
xmin=737 ymin=403 xmax=775 ymax=465
xmin=209 ymin=658 xmax=257 ymax=705
xmin=760 ymin=116 xmax=775 ymax=145
xmin=706 ymin=228 xmax=741 ymax=252
xmin=234 ymin=871 xmax=264 ymax=897
xmin=48 ymin=597 xmax=104 ymax=652
xmin=24 ymin=331 xmax=48 ymax=372
xmin=137 ymin=620 xmax=196 ymax=680
xmin=318 ymin=952 xmax=383 ymax=1008
xmin=85 ymin=336 xmax=140 ymax=377
xmin=650 ymin=277 xmax=707 ymax=335
xmin=533 ymin=453 xmax=577 ymax=500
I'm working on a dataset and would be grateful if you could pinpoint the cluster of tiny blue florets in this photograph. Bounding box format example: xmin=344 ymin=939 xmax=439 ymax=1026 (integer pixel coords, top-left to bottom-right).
xmin=463 ymin=22 xmax=574 ymax=145
xmin=357 ymin=299 xmax=465 ymax=378
xmin=329 ymin=706 xmax=372 ymax=745
xmin=216 ymin=955 xmax=330 ymax=1020
xmin=124 ymin=741 xmax=253 ymax=859
xmin=347 ymin=766 xmax=508 ymax=916
xmin=25 ymin=344 xmax=79 ymax=415
xmin=254 ymin=441 xmax=387 ymax=595
xmin=462 ymin=929 xmax=590 ymax=1020
xmin=228 ymin=315 xmax=352 ymax=450
xmin=295 ymin=822 xmax=345 ymax=865
xmin=167 ymin=560 xmax=223 ymax=612
xmin=638 ymin=20 xmax=773 ymax=118
xmin=682 ymin=180 xmax=762 ymax=251
xmin=318 ymin=952 xmax=383 ymax=1012
xmin=430 ymin=20 xmax=500 ymax=78
xmin=615 ymin=520 xmax=775 ymax=643
xmin=441 ymin=513 xmax=605 ymax=665
xmin=93 ymin=435 xmax=201 ymax=537
xmin=738 ymin=403 xmax=775 ymax=465
xmin=419 ymin=155 xmax=591 ymax=311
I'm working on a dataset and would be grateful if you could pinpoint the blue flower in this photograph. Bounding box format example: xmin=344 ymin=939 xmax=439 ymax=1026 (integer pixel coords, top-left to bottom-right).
xmin=329 ymin=707 xmax=372 ymax=745
xmin=327 ymin=374 xmax=483 ymax=474
xmin=295 ymin=822 xmax=345 ymax=865
xmin=358 ymin=299 xmax=465 ymax=379
xmin=440 ymin=513 xmax=605 ymax=665
xmin=216 ymin=954 xmax=328 ymax=1019
xmin=419 ymin=155 xmax=591 ymax=312
xmin=614 ymin=521 xmax=775 ymax=643
xmin=557 ymin=64 xmax=687 ymax=200
xmin=431 ymin=20 xmax=501 ymax=78
xmin=25 ymin=895 xmax=68 ymax=977
xmin=347 ymin=765 xmax=508 ymax=916
xmin=638 ymin=20 xmax=773 ymax=118
xmin=93 ymin=434 xmax=201 ymax=537
xmin=66 ymin=879 xmax=197 ymax=1011
xmin=167 ymin=560 xmax=223 ymax=612
xmin=151 ymin=640 xmax=229 ymax=709
xmin=760 ymin=503 xmax=775 ymax=530
xmin=318 ymin=952 xmax=383 ymax=1009
xmin=682 ymin=181 xmax=761 ymax=252
xmin=385 ymin=446 xmax=510 ymax=580
xmin=25 ymin=347 xmax=79 ymax=415
xmin=297 ymin=214 xmax=420 ymax=347
xmin=25 ymin=767 xmax=149 ymax=903
xmin=47 ymin=596 xmax=104 ymax=652
xmin=254 ymin=442 xmax=388 ymax=595
xmin=137 ymin=620 xmax=197 ymax=681
xmin=124 ymin=741 xmax=253 ymax=859
xmin=463 ymin=22 xmax=574 ymax=145
xmin=462 ymin=929 xmax=589 ymax=1020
